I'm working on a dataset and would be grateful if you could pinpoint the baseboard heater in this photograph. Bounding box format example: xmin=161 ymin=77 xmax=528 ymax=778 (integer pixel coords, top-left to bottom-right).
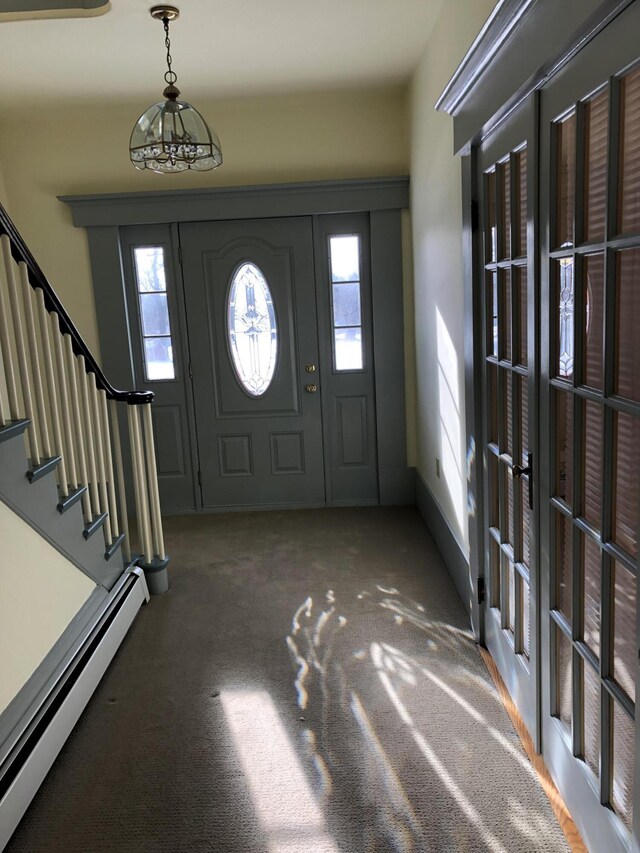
xmin=0 ymin=568 xmax=149 ymax=851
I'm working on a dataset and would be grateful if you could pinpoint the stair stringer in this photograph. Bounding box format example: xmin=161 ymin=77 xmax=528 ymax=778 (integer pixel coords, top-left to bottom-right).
xmin=0 ymin=432 xmax=124 ymax=590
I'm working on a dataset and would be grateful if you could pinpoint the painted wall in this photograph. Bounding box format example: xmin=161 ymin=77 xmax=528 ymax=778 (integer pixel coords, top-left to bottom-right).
xmin=0 ymin=159 xmax=8 ymax=209
xmin=0 ymin=86 xmax=409 ymax=356
xmin=410 ymin=0 xmax=496 ymax=555
xmin=0 ymin=500 xmax=96 ymax=713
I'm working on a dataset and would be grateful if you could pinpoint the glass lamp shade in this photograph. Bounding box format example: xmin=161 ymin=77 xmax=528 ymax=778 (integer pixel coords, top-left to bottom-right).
xmin=130 ymin=98 xmax=222 ymax=173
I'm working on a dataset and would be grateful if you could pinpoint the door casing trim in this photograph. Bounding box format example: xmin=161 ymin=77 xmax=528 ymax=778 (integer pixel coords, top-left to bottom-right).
xmin=69 ymin=178 xmax=412 ymax=510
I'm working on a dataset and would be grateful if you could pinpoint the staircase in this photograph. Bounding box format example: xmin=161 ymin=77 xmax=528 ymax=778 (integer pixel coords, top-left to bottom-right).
xmin=0 ymin=202 xmax=169 ymax=850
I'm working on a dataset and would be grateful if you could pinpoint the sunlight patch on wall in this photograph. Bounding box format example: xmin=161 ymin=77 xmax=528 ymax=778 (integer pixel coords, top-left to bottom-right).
xmin=436 ymin=307 xmax=465 ymax=536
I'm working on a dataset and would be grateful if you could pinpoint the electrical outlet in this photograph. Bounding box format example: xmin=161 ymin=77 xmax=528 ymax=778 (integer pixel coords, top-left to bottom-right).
xmin=435 ymin=457 xmax=440 ymax=478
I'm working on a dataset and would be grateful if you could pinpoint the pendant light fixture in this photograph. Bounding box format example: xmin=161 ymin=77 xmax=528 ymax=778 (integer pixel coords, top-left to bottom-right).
xmin=129 ymin=5 xmax=222 ymax=173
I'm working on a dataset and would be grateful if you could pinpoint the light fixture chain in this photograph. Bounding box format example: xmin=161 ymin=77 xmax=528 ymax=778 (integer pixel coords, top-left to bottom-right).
xmin=163 ymin=17 xmax=177 ymax=86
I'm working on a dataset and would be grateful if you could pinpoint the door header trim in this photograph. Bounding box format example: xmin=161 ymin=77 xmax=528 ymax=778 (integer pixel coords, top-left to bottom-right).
xmin=436 ymin=0 xmax=635 ymax=153
xmin=60 ymin=177 xmax=410 ymax=228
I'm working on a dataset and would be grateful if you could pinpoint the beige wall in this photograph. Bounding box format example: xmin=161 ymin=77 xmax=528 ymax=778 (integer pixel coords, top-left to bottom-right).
xmin=410 ymin=0 xmax=496 ymax=554
xmin=0 ymin=500 xmax=96 ymax=713
xmin=0 ymin=158 xmax=8 ymax=209
xmin=0 ymin=86 xmax=409 ymax=356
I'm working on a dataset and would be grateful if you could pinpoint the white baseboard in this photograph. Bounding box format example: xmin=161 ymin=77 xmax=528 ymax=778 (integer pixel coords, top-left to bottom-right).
xmin=0 ymin=569 xmax=149 ymax=851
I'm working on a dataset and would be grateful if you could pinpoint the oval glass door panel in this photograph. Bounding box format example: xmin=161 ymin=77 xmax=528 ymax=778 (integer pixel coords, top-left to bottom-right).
xmin=227 ymin=262 xmax=278 ymax=396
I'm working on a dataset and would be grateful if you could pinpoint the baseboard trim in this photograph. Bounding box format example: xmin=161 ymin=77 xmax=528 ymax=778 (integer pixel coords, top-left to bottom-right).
xmin=479 ymin=647 xmax=587 ymax=852
xmin=0 ymin=586 xmax=108 ymax=766
xmin=414 ymin=470 xmax=474 ymax=624
xmin=0 ymin=569 xmax=149 ymax=851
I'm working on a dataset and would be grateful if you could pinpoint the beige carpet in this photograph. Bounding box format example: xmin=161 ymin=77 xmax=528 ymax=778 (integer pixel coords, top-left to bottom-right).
xmin=6 ymin=507 xmax=569 ymax=852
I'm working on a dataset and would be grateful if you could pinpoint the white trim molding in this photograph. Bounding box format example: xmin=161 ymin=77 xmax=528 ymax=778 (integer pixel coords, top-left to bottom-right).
xmin=0 ymin=568 xmax=148 ymax=851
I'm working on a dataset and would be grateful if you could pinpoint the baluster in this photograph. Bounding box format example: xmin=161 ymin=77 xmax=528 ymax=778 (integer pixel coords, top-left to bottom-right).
xmin=50 ymin=313 xmax=77 ymax=490
xmin=64 ymin=335 xmax=92 ymax=522
xmin=1 ymin=235 xmax=40 ymax=464
xmin=87 ymin=373 xmax=113 ymax=546
xmin=36 ymin=290 xmax=68 ymax=496
xmin=141 ymin=402 xmax=166 ymax=560
xmin=127 ymin=404 xmax=153 ymax=563
xmin=77 ymin=355 xmax=101 ymax=518
xmin=0 ymin=335 xmax=8 ymax=426
xmin=20 ymin=266 xmax=52 ymax=458
xmin=0 ymin=238 xmax=20 ymax=422
xmin=109 ymin=399 xmax=131 ymax=562
xmin=98 ymin=388 xmax=119 ymax=540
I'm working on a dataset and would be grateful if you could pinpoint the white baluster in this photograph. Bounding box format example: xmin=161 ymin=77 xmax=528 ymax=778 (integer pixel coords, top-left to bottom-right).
xmin=0 ymin=238 xmax=19 ymax=422
xmin=0 ymin=339 xmax=8 ymax=427
xmin=77 ymin=355 xmax=100 ymax=518
xmin=99 ymin=389 xmax=119 ymax=540
xmin=128 ymin=404 xmax=153 ymax=563
xmin=50 ymin=313 xmax=77 ymax=490
xmin=88 ymin=373 xmax=112 ymax=546
xmin=110 ymin=399 xmax=131 ymax=562
xmin=142 ymin=402 xmax=166 ymax=560
xmin=20 ymin=266 xmax=52 ymax=458
xmin=36 ymin=289 xmax=68 ymax=496
xmin=64 ymin=335 xmax=92 ymax=522
xmin=1 ymin=235 xmax=40 ymax=464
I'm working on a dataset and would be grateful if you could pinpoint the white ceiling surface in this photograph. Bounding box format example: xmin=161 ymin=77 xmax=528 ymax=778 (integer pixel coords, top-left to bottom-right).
xmin=0 ymin=0 xmax=446 ymax=109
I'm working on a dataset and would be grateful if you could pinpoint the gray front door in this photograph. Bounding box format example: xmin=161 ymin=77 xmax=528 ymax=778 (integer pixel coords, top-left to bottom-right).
xmin=180 ymin=217 xmax=326 ymax=509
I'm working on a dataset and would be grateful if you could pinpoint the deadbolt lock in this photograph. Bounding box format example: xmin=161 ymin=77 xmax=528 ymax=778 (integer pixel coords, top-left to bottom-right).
xmin=305 ymin=383 xmax=318 ymax=393
xmin=305 ymin=364 xmax=316 ymax=373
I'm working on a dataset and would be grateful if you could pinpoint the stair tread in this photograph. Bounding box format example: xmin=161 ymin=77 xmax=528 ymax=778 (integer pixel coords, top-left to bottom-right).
xmin=105 ymin=532 xmax=126 ymax=561
xmin=57 ymin=485 xmax=87 ymax=515
xmin=27 ymin=456 xmax=62 ymax=484
xmin=0 ymin=418 xmax=30 ymax=444
xmin=83 ymin=511 xmax=107 ymax=540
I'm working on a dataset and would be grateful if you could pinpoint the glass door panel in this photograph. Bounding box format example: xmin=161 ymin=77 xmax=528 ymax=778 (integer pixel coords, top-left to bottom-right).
xmin=540 ymin=8 xmax=640 ymax=849
xmin=479 ymin=97 xmax=537 ymax=739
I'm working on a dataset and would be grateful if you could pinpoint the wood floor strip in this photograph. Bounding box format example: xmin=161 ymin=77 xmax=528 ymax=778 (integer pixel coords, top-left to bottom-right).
xmin=479 ymin=646 xmax=588 ymax=853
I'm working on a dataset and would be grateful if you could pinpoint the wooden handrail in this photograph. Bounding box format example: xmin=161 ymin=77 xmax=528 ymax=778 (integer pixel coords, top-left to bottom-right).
xmin=0 ymin=202 xmax=153 ymax=405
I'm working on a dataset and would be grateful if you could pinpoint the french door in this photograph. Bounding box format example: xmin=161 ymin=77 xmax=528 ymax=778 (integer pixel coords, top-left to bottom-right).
xmin=539 ymin=5 xmax=640 ymax=850
xmin=478 ymin=4 xmax=640 ymax=849
xmin=478 ymin=97 xmax=538 ymax=742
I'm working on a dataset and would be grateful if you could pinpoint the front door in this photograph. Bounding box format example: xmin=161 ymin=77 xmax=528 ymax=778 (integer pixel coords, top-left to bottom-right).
xmin=478 ymin=96 xmax=538 ymax=743
xmin=180 ymin=217 xmax=326 ymax=509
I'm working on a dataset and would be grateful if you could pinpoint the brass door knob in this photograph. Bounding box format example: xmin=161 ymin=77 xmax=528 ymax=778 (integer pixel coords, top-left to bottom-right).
xmin=305 ymin=364 xmax=316 ymax=373
xmin=305 ymin=383 xmax=317 ymax=393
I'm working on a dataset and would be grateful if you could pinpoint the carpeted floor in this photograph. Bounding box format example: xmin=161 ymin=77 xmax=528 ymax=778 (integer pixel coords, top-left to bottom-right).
xmin=6 ymin=507 xmax=569 ymax=852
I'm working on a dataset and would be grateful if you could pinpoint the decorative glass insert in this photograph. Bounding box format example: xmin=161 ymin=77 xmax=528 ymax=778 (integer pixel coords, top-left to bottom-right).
xmin=329 ymin=235 xmax=364 ymax=371
xmin=556 ymin=253 xmax=575 ymax=378
xmin=133 ymin=246 xmax=176 ymax=381
xmin=227 ymin=262 xmax=277 ymax=397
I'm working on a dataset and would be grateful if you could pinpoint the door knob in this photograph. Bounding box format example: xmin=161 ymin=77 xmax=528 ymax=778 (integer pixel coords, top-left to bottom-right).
xmin=305 ymin=383 xmax=317 ymax=393
xmin=305 ymin=364 xmax=316 ymax=373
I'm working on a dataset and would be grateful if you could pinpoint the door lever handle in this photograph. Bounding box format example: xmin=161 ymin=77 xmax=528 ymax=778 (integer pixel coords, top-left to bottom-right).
xmin=512 ymin=452 xmax=533 ymax=510
xmin=512 ymin=463 xmax=531 ymax=478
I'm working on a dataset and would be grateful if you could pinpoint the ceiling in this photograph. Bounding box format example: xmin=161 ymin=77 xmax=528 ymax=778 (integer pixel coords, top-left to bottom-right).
xmin=0 ymin=0 xmax=446 ymax=110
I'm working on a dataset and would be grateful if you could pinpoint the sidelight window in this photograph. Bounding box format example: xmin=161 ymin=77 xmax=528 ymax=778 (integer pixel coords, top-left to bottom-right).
xmin=328 ymin=235 xmax=364 ymax=371
xmin=133 ymin=246 xmax=176 ymax=381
